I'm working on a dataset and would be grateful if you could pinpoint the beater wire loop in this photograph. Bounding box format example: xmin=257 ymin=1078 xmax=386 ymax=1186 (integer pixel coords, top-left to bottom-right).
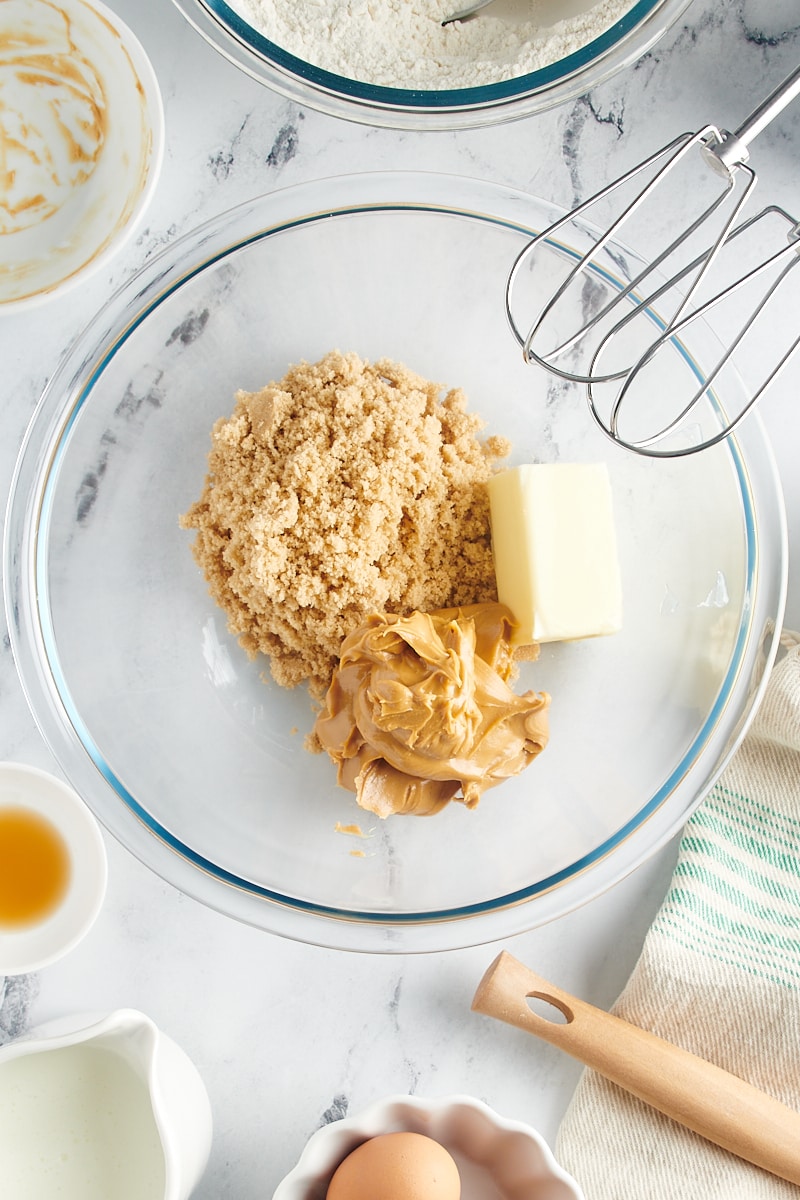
xmin=506 ymin=64 xmax=800 ymax=456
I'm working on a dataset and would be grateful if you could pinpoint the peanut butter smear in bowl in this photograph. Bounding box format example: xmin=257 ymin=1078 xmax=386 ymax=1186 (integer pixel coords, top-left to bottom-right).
xmin=314 ymin=605 xmax=550 ymax=819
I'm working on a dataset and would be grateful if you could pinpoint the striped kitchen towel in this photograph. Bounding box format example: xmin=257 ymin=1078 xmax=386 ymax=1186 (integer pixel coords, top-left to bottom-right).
xmin=556 ymin=635 xmax=800 ymax=1198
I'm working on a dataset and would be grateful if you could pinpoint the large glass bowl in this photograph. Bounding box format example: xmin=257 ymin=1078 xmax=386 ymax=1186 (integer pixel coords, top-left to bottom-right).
xmin=169 ymin=0 xmax=694 ymax=130
xmin=5 ymin=172 xmax=786 ymax=952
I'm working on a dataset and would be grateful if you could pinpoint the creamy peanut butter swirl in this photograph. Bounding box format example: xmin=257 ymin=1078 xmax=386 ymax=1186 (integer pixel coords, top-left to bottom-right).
xmin=314 ymin=603 xmax=550 ymax=818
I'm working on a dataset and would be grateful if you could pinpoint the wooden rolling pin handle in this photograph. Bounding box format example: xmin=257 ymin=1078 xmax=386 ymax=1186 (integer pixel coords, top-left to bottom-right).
xmin=472 ymin=951 xmax=800 ymax=1186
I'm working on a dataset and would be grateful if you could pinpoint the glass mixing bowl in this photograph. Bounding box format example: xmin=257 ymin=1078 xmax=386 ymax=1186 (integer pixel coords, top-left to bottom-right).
xmin=5 ymin=172 xmax=786 ymax=952
xmin=169 ymin=0 xmax=694 ymax=129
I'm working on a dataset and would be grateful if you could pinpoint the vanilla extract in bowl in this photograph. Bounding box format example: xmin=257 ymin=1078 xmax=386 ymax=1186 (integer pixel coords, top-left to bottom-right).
xmin=0 ymin=806 xmax=72 ymax=928
xmin=0 ymin=763 xmax=107 ymax=974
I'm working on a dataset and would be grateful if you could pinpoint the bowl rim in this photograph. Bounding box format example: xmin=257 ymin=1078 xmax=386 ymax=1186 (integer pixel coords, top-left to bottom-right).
xmin=3 ymin=170 xmax=788 ymax=953
xmin=169 ymin=0 xmax=695 ymax=128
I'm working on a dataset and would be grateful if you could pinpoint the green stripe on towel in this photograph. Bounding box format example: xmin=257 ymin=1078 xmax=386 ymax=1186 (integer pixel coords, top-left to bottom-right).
xmin=650 ymin=782 xmax=800 ymax=987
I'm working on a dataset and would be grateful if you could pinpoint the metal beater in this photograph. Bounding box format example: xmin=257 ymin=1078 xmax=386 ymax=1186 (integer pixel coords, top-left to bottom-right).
xmin=506 ymin=64 xmax=800 ymax=456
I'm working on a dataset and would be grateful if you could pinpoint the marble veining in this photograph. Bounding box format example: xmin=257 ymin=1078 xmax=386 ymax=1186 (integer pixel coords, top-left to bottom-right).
xmin=113 ymin=378 xmax=165 ymax=423
xmin=319 ymin=1093 xmax=350 ymax=1126
xmin=168 ymin=309 xmax=211 ymax=346
xmin=0 ymin=974 xmax=38 ymax=1045
xmin=76 ymin=448 xmax=112 ymax=526
xmin=267 ymin=122 xmax=302 ymax=169
xmin=208 ymin=114 xmax=253 ymax=180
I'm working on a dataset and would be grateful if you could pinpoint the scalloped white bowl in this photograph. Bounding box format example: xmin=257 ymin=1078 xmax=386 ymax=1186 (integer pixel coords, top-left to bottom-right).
xmin=272 ymin=1094 xmax=584 ymax=1200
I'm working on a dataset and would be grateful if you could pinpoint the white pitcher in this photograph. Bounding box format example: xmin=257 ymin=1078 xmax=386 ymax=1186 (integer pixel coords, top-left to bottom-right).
xmin=0 ymin=1007 xmax=213 ymax=1200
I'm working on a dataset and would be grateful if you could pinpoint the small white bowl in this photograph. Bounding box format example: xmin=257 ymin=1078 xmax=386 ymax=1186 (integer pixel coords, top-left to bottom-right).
xmin=0 ymin=762 xmax=108 ymax=974
xmin=272 ymin=1094 xmax=584 ymax=1200
xmin=0 ymin=0 xmax=164 ymax=309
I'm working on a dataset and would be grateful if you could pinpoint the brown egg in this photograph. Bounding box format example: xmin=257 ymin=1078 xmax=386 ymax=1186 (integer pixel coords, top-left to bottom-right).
xmin=326 ymin=1131 xmax=461 ymax=1200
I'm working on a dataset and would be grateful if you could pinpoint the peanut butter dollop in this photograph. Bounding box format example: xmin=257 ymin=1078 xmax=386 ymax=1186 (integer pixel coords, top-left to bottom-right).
xmin=314 ymin=604 xmax=550 ymax=818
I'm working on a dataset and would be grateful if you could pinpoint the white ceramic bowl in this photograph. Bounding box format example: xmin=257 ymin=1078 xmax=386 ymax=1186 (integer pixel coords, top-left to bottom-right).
xmin=272 ymin=1095 xmax=584 ymax=1200
xmin=0 ymin=762 xmax=107 ymax=974
xmin=0 ymin=0 xmax=164 ymax=309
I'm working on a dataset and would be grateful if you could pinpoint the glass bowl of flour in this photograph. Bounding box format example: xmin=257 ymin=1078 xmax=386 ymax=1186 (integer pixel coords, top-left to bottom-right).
xmin=170 ymin=0 xmax=692 ymax=129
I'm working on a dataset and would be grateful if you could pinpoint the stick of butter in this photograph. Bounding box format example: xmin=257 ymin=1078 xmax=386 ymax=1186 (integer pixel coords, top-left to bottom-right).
xmin=487 ymin=463 xmax=623 ymax=645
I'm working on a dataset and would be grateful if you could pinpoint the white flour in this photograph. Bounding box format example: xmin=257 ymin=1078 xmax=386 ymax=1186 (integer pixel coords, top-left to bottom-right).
xmin=227 ymin=0 xmax=638 ymax=90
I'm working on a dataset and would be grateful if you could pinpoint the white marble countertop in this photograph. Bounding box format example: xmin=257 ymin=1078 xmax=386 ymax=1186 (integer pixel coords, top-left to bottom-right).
xmin=1 ymin=1 xmax=799 ymax=1195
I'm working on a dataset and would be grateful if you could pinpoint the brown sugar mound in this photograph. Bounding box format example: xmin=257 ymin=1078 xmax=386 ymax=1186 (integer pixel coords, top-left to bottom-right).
xmin=180 ymin=350 xmax=510 ymax=697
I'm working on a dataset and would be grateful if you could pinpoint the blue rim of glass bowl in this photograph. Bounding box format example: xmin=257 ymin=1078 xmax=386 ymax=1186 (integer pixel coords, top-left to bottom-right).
xmin=203 ymin=0 xmax=664 ymax=107
xmin=34 ymin=200 xmax=756 ymax=927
